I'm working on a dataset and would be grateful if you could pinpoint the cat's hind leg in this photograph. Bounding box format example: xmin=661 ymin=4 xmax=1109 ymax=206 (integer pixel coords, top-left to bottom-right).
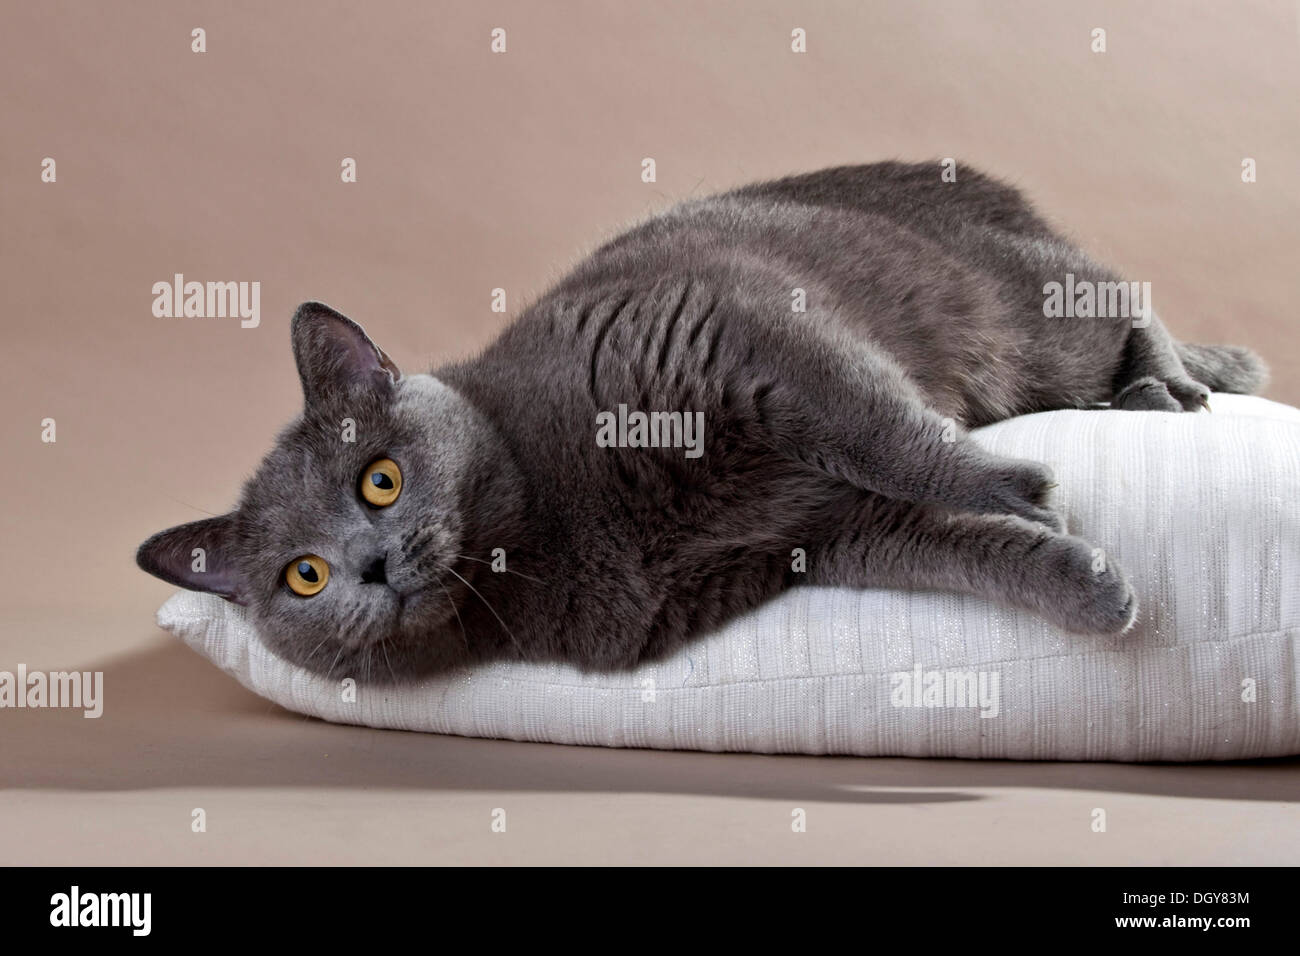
xmin=806 ymin=492 xmax=1137 ymax=635
xmin=1111 ymin=315 xmax=1211 ymax=412
xmin=758 ymin=330 xmax=1065 ymax=530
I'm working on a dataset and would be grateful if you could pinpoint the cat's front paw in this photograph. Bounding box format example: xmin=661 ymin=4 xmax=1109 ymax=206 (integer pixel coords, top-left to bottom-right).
xmin=989 ymin=459 xmax=1065 ymax=532
xmin=1042 ymin=537 xmax=1138 ymax=635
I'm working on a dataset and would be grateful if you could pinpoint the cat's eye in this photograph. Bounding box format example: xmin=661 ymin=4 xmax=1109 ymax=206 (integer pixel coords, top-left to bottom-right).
xmin=285 ymin=554 xmax=330 ymax=596
xmin=360 ymin=458 xmax=402 ymax=507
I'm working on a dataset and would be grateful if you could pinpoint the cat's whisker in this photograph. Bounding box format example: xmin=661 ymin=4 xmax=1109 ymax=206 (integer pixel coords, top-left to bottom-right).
xmin=304 ymin=634 xmax=333 ymax=668
xmin=324 ymin=644 xmax=346 ymax=684
xmin=436 ymin=578 xmax=471 ymax=654
xmin=448 ymin=553 xmax=545 ymax=585
xmin=440 ymin=562 xmax=523 ymax=657
xmin=160 ymin=493 xmax=222 ymax=517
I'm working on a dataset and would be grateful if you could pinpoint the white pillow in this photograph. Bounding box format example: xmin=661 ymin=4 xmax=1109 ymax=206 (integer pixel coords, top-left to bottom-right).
xmin=157 ymin=394 xmax=1300 ymax=762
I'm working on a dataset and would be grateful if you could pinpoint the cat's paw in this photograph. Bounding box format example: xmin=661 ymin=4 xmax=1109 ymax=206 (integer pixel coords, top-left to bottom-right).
xmin=1114 ymin=376 xmax=1211 ymax=412
xmin=1042 ymin=537 xmax=1138 ymax=635
xmin=988 ymin=459 xmax=1065 ymax=532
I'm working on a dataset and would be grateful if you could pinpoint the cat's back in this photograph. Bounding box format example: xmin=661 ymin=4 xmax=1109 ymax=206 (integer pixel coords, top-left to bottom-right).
xmin=726 ymin=160 xmax=1056 ymax=240
xmin=550 ymin=162 xmax=1118 ymax=422
xmin=575 ymin=160 xmax=1054 ymax=279
xmin=463 ymin=161 xmax=1112 ymax=433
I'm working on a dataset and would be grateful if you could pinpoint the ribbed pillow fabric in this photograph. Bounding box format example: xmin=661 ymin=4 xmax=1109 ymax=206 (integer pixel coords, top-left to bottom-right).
xmin=157 ymin=394 xmax=1300 ymax=761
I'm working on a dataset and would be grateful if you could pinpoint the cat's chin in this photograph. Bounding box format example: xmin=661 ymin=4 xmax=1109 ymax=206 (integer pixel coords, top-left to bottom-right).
xmin=258 ymin=587 xmax=471 ymax=682
xmin=388 ymin=589 xmax=467 ymax=646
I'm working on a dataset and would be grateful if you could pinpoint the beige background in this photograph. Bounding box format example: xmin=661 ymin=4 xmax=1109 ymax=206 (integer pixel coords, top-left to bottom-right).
xmin=2 ymin=0 xmax=1298 ymax=865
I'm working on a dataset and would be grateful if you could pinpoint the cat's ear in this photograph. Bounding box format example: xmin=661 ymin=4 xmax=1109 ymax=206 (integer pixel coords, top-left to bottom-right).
xmin=291 ymin=301 xmax=401 ymax=405
xmin=136 ymin=514 xmax=248 ymax=605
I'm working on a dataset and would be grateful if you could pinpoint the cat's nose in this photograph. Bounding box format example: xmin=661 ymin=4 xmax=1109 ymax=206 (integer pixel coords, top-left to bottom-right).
xmin=360 ymin=554 xmax=388 ymax=585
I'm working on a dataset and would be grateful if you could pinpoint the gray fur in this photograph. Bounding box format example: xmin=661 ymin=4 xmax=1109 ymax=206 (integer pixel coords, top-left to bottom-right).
xmin=137 ymin=161 xmax=1267 ymax=681
xmin=1177 ymin=342 xmax=1269 ymax=394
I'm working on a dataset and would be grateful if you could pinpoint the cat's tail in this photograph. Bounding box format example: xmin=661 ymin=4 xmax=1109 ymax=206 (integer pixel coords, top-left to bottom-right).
xmin=1177 ymin=342 xmax=1269 ymax=394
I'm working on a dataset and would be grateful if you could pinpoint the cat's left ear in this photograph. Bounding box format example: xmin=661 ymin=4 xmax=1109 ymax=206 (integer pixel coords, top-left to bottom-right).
xmin=291 ymin=301 xmax=401 ymax=405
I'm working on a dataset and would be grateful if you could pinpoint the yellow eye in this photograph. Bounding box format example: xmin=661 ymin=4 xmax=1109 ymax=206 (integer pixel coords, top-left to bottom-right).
xmin=286 ymin=555 xmax=330 ymax=596
xmin=361 ymin=458 xmax=402 ymax=507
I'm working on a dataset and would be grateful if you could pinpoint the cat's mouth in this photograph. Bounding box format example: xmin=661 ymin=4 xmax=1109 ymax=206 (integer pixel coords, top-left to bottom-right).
xmin=382 ymin=582 xmax=421 ymax=625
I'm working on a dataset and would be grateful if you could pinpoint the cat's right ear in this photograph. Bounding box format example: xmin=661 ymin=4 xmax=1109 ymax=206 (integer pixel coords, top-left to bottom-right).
xmin=291 ymin=301 xmax=401 ymax=405
xmin=136 ymin=515 xmax=248 ymax=605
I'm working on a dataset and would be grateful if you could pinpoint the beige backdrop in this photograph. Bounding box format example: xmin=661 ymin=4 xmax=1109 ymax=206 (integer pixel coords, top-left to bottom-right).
xmin=2 ymin=0 xmax=1298 ymax=865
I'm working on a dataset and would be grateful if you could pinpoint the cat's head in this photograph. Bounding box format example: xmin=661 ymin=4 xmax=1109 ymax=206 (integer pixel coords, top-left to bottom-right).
xmin=137 ymin=302 xmax=518 ymax=680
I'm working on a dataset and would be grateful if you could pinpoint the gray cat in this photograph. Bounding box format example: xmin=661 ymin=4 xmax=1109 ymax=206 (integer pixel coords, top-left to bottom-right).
xmin=137 ymin=161 xmax=1267 ymax=681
